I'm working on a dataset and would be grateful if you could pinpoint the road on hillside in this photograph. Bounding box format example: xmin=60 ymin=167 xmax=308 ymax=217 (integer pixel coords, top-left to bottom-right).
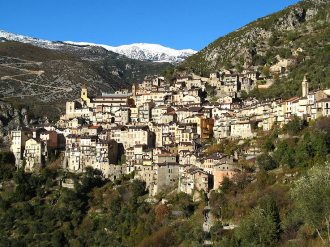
xmin=0 ymin=56 xmax=72 ymax=98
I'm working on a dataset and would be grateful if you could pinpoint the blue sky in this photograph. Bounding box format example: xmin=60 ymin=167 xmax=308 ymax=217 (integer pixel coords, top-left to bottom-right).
xmin=1 ymin=0 xmax=300 ymax=51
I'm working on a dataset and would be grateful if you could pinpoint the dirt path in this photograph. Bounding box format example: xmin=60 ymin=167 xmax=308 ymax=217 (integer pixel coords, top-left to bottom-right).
xmin=0 ymin=56 xmax=72 ymax=98
xmin=203 ymin=204 xmax=214 ymax=232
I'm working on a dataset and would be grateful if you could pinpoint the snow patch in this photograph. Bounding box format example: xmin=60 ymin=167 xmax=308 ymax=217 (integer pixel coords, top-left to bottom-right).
xmin=65 ymin=42 xmax=197 ymax=64
xmin=0 ymin=29 xmax=197 ymax=64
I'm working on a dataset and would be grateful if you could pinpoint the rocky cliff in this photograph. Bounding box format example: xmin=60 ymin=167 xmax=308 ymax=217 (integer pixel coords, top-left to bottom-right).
xmin=181 ymin=0 xmax=330 ymax=74
xmin=0 ymin=100 xmax=29 ymax=147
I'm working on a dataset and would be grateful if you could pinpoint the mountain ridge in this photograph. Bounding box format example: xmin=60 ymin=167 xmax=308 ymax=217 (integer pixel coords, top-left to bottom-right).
xmin=0 ymin=30 xmax=196 ymax=65
xmin=178 ymin=0 xmax=330 ymax=101
xmin=0 ymin=41 xmax=128 ymax=120
xmin=181 ymin=0 xmax=330 ymax=74
xmin=0 ymin=29 xmax=174 ymax=87
xmin=64 ymin=41 xmax=197 ymax=65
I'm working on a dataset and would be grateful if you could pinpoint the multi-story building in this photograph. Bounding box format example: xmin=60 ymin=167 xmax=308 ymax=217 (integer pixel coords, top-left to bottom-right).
xmin=10 ymin=128 xmax=32 ymax=169
xmin=24 ymin=138 xmax=46 ymax=172
xmin=178 ymin=165 xmax=210 ymax=194
xmin=151 ymin=162 xmax=180 ymax=196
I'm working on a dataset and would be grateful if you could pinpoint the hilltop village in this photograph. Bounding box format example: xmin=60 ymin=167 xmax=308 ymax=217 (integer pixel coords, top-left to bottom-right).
xmin=9 ymin=69 xmax=330 ymax=197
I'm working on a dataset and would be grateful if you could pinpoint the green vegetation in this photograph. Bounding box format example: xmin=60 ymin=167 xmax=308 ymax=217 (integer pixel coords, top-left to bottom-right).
xmin=246 ymin=35 xmax=330 ymax=100
xmin=291 ymin=163 xmax=330 ymax=244
xmin=0 ymin=163 xmax=208 ymax=246
xmin=181 ymin=1 xmax=330 ymax=100
xmin=0 ymin=152 xmax=15 ymax=179
xmin=3 ymin=1 xmax=330 ymax=246
xmin=205 ymin=116 xmax=330 ymax=246
xmin=205 ymin=138 xmax=240 ymax=155
xmin=1 ymin=117 xmax=330 ymax=246
xmin=95 ymin=56 xmax=171 ymax=86
xmin=234 ymin=204 xmax=280 ymax=247
xmin=159 ymin=66 xmax=176 ymax=85
xmin=205 ymin=83 xmax=217 ymax=98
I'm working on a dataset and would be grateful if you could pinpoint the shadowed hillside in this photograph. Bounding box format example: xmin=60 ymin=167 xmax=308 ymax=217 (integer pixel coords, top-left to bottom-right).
xmin=0 ymin=42 xmax=127 ymax=119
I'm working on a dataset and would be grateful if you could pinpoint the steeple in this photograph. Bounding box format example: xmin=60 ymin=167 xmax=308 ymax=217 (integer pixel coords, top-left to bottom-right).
xmin=302 ymin=75 xmax=309 ymax=97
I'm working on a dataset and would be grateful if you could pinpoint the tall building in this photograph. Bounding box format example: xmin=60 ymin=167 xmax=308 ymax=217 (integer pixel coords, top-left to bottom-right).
xmin=10 ymin=128 xmax=32 ymax=169
xmin=302 ymin=75 xmax=309 ymax=97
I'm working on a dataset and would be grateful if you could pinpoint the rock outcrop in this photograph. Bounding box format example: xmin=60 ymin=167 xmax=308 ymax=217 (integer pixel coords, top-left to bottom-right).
xmin=181 ymin=0 xmax=327 ymax=73
xmin=0 ymin=100 xmax=29 ymax=145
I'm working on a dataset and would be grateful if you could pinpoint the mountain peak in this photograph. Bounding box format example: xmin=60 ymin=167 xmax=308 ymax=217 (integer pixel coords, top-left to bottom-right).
xmin=0 ymin=30 xmax=197 ymax=65
xmin=64 ymin=41 xmax=197 ymax=65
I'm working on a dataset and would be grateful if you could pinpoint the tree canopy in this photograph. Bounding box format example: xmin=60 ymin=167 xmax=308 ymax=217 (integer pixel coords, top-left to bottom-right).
xmin=291 ymin=162 xmax=330 ymax=244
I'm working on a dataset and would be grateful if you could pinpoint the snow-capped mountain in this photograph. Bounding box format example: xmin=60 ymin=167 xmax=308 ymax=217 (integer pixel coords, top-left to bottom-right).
xmin=64 ymin=42 xmax=197 ymax=64
xmin=106 ymin=43 xmax=197 ymax=65
xmin=0 ymin=30 xmax=197 ymax=64
xmin=0 ymin=30 xmax=65 ymax=50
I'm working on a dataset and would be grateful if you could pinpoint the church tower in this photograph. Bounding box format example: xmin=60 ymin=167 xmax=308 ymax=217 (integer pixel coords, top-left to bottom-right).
xmin=302 ymin=75 xmax=309 ymax=97
xmin=81 ymin=84 xmax=90 ymax=105
xmin=132 ymin=83 xmax=136 ymax=101
xmin=81 ymin=84 xmax=88 ymax=101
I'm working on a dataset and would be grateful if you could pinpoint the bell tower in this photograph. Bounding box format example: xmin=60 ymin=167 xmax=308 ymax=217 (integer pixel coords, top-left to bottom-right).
xmin=81 ymin=84 xmax=88 ymax=101
xmin=132 ymin=83 xmax=136 ymax=101
xmin=302 ymin=75 xmax=309 ymax=97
